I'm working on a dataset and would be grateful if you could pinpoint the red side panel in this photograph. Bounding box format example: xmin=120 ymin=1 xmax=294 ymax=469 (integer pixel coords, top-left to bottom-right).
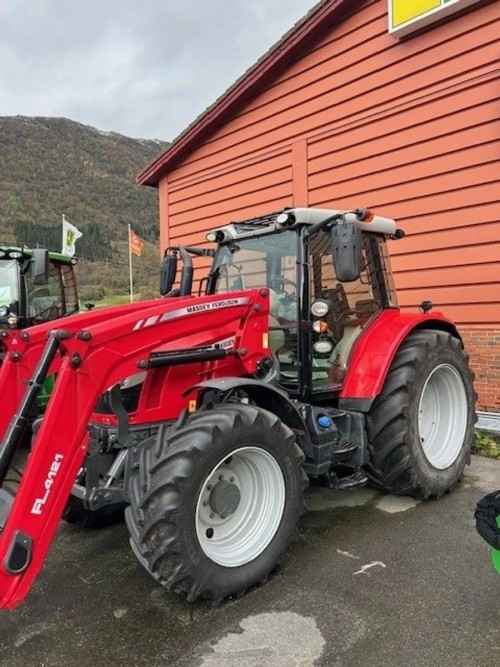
xmin=339 ymin=309 xmax=459 ymax=401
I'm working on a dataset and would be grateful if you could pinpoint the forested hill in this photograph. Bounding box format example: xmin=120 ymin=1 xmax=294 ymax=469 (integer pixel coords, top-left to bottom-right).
xmin=0 ymin=116 xmax=168 ymax=300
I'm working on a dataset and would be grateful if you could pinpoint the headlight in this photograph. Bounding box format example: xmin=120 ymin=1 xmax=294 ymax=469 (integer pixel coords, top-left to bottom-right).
xmin=312 ymin=320 xmax=329 ymax=334
xmin=7 ymin=251 xmax=22 ymax=259
xmin=276 ymin=211 xmax=296 ymax=227
xmin=7 ymin=314 xmax=18 ymax=327
xmin=311 ymin=299 xmax=331 ymax=318
xmin=206 ymin=230 xmax=226 ymax=243
xmin=313 ymin=340 xmax=333 ymax=355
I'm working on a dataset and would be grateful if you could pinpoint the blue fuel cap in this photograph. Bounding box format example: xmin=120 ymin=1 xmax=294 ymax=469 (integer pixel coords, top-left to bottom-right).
xmin=317 ymin=415 xmax=332 ymax=429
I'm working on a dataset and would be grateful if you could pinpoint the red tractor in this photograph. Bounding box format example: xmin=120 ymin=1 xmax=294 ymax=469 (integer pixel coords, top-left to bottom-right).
xmin=0 ymin=207 xmax=476 ymax=609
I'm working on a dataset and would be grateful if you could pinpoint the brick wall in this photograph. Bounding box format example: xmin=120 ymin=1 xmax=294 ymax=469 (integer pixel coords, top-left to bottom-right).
xmin=460 ymin=329 xmax=500 ymax=412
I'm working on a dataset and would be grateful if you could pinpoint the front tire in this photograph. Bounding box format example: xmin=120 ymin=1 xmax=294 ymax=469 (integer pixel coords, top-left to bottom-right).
xmin=125 ymin=404 xmax=307 ymax=603
xmin=367 ymin=329 xmax=476 ymax=499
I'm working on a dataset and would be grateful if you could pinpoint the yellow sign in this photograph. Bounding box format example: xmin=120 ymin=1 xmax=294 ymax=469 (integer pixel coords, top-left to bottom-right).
xmin=392 ymin=0 xmax=440 ymax=27
xmin=389 ymin=0 xmax=482 ymax=38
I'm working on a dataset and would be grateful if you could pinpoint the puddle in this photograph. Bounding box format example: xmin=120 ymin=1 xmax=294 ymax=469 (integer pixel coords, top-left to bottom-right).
xmin=196 ymin=611 xmax=325 ymax=666
xmin=375 ymin=495 xmax=421 ymax=513
xmin=463 ymin=474 xmax=480 ymax=487
xmin=305 ymin=487 xmax=379 ymax=511
xmin=305 ymin=485 xmax=422 ymax=514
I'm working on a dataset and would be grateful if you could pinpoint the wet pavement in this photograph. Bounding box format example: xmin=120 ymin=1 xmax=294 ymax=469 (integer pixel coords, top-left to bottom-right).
xmin=1 ymin=455 xmax=499 ymax=667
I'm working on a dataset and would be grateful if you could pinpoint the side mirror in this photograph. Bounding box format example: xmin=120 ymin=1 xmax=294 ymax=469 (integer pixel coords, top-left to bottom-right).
xmin=31 ymin=249 xmax=49 ymax=285
xmin=160 ymin=251 xmax=178 ymax=296
xmin=331 ymin=222 xmax=362 ymax=282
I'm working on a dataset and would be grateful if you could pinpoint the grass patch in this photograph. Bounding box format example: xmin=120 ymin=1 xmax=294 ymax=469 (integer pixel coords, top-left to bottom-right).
xmin=88 ymin=294 xmax=132 ymax=309
xmin=472 ymin=429 xmax=500 ymax=459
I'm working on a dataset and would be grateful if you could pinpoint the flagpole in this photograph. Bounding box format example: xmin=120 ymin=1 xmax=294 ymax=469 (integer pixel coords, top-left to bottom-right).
xmin=62 ymin=214 xmax=65 ymax=254
xmin=128 ymin=224 xmax=134 ymax=303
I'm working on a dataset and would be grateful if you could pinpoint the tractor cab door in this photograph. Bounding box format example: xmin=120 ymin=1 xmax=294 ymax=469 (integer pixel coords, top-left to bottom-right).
xmin=307 ymin=231 xmax=393 ymax=393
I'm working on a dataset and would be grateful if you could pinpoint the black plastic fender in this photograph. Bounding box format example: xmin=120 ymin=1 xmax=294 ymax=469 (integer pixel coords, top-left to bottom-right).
xmin=184 ymin=378 xmax=312 ymax=458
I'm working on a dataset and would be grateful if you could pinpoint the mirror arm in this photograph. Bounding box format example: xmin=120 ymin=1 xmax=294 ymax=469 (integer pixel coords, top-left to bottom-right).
xmin=184 ymin=245 xmax=216 ymax=258
xmin=304 ymin=214 xmax=342 ymax=237
xmin=178 ymin=246 xmax=194 ymax=296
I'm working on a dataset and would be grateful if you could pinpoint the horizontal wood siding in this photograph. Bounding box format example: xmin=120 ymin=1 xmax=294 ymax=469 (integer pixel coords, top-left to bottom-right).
xmin=160 ymin=0 xmax=499 ymax=326
xmin=166 ymin=148 xmax=293 ymax=246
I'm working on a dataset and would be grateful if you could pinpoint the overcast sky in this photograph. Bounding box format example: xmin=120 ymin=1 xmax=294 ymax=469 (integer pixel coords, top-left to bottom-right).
xmin=0 ymin=0 xmax=315 ymax=141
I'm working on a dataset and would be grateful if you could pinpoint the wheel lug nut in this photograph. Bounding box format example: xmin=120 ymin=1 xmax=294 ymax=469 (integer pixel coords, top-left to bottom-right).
xmin=230 ymin=477 xmax=235 ymax=482
xmin=210 ymin=512 xmax=215 ymax=518
xmin=203 ymin=500 xmax=208 ymax=506
xmin=218 ymin=475 xmax=224 ymax=481
xmin=207 ymin=484 xmax=212 ymax=491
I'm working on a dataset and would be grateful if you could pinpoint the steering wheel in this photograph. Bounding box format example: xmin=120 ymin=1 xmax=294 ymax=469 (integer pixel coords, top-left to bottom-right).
xmin=268 ymin=278 xmax=297 ymax=332
xmin=270 ymin=276 xmax=296 ymax=290
xmin=269 ymin=277 xmax=297 ymax=305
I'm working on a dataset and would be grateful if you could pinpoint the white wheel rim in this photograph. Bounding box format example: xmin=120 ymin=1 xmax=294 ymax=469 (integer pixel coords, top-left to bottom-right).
xmin=195 ymin=446 xmax=285 ymax=567
xmin=418 ymin=363 xmax=468 ymax=469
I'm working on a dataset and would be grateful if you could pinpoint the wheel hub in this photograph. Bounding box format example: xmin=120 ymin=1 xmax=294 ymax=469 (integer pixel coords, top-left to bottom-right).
xmin=209 ymin=480 xmax=241 ymax=518
xmin=195 ymin=446 xmax=286 ymax=567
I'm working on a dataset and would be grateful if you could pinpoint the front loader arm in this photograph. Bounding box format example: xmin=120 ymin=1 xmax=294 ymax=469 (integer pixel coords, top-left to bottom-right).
xmin=0 ymin=300 xmax=157 ymax=441
xmin=0 ymin=289 xmax=269 ymax=609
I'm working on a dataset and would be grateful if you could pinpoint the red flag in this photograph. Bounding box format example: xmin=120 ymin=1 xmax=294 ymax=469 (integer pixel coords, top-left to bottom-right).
xmin=130 ymin=229 xmax=144 ymax=257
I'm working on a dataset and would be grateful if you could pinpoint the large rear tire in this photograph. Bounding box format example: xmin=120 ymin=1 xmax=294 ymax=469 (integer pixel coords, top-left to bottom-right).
xmin=125 ymin=404 xmax=307 ymax=603
xmin=366 ymin=329 xmax=476 ymax=499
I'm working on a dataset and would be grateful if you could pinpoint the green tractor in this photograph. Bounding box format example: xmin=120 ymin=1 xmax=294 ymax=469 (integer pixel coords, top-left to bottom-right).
xmin=0 ymin=246 xmax=80 ymax=408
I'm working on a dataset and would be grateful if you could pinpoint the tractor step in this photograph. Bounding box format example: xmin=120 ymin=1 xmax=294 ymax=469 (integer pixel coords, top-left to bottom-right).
xmin=331 ymin=440 xmax=358 ymax=455
xmin=327 ymin=469 xmax=368 ymax=490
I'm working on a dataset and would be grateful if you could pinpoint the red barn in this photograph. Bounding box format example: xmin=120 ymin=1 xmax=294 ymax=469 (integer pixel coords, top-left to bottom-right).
xmin=138 ymin=0 xmax=500 ymax=412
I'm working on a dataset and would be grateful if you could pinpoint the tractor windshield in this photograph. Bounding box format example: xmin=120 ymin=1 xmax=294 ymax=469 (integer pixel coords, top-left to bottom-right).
xmin=0 ymin=260 xmax=20 ymax=325
xmin=211 ymin=230 xmax=299 ymax=382
xmin=211 ymin=231 xmax=298 ymax=315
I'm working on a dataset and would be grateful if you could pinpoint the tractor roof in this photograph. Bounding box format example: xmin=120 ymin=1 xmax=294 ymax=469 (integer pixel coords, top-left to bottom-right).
xmin=0 ymin=246 xmax=75 ymax=264
xmin=212 ymin=208 xmax=397 ymax=241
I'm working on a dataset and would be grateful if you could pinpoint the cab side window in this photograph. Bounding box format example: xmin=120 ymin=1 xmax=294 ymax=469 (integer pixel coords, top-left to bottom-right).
xmin=26 ymin=263 xmax=64 ymax=323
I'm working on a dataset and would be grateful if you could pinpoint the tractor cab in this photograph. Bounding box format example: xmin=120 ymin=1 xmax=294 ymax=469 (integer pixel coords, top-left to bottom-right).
xmin=162 ymin=208 xmax=401 ymax=401
xmin=0 ymin=247 xmax=79 ymax=330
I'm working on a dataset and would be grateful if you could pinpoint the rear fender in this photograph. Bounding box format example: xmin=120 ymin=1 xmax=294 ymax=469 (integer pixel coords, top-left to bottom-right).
xmin=339 ymin=310 xmax=461 ymax=411
xmin=186 ymin=378 xmax=313 ymax=457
